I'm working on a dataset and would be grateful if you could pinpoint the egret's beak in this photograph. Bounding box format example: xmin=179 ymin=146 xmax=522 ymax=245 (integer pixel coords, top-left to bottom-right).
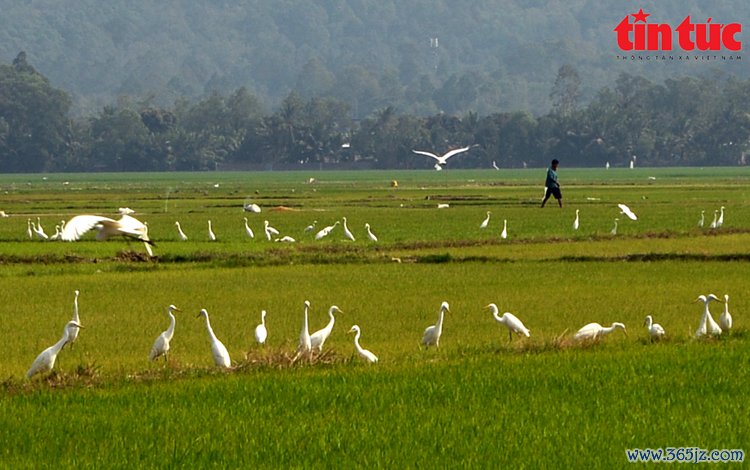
xmin=195 ymin=312 xmax=202 ymax=318
xmin=622 ymin=328 xmax=628 ymax=337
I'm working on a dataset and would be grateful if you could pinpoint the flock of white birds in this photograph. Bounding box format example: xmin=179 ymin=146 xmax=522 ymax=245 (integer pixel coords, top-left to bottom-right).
xmin=26 ymin=289 xmax=735 ymax=380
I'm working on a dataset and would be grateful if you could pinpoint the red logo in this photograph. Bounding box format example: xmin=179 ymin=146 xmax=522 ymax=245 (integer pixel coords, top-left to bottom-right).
xmin=615 ymin=9 xmax=742 ymax=51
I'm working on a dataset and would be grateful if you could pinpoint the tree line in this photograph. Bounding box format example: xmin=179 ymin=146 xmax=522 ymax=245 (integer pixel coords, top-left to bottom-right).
xmin=1 ymin=54 xmax=748 ymax=173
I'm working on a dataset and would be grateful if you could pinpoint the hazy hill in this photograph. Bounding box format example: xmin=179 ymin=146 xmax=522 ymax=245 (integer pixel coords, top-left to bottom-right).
xmin=1 ymin=0 xmax=747 ymax=116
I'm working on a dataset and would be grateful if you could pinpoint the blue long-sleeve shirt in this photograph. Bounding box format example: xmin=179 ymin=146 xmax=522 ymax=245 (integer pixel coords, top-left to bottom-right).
xmin=545 ymin=167 xmax=559 ymax=188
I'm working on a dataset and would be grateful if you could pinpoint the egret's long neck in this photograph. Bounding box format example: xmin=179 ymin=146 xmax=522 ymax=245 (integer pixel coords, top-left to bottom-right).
xmin=303 ymin=308 xmax=309 ymax=335
xmin=354 ymin=330 xmax=363 ymax=352
xmin=325 ymin=311 xmax=335 ymax=331
xmin=203 ymin=315 xmax=217 ymax=341
xmin=165 ymin=312 xmax=176 ymax=340
xmin=53 ymin=329 xmax=71 ymax=355
xmin=436 ymin=309 xmax=445 ymax=332
xmin=73 ymin=296 xmax=79 ymax=322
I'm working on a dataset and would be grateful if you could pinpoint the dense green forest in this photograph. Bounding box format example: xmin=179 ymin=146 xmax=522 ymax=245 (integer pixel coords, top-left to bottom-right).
xmin=2 ymin=53 xmax=749 ymax=172
xmin=1 ymin=0 xmax=747 ymax=116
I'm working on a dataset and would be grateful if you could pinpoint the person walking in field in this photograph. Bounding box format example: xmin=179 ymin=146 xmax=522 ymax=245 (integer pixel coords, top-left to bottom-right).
xmin=541 ymin=159 xmax=562 ymax=208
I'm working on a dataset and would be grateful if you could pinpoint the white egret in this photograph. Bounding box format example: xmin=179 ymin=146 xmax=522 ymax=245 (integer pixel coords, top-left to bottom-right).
xmin=348 ymin=325 xmax=378 ymax=364
xmin=298 ymin=300 xmax=312 ymax=355
xmin=574 ymin=322 xmax=627 ymax=341
xmin=717 ymin=206 xmax=725 ymax=228
xmin=118 ymin=207 xmax=135 ymax=215
xmin=244 ymin=203 xmax=261 ymax=213
xmin=275 ymin=236 xmax=296 ymax=243
xmin=26 ymin=218 xmax=33 ymax=239
xmin=573 ymin=209 xmax=580 ymax=230
xmin=207 ymin=220 xmax=217 ymax=241
xmin=694 ymin=294 xmax=722 ymax=337
xmin=412 ymin=146 xmax=472 ymax=170
xmin=485 ymin=303 xmax=530 ymax=341
xmin=196 ymin=309 xmax=231 ymax=368
xmin=304 ymin=221 xmax=317 ymax=233
xmin=36 ymin=217 xmax=46 ymax=236
xmin=264 ymin=220 xmax=279 ymax=241
xmin=310 ymin=305 xmax=344 ymax=352
xmin=720 ymin=295 xmax=732 ymax=332
xmin=433 ymin=163 xmax=443 ymax=171
xmin=65 ymin=290 xmax=81 ymax=348
xmin=437 ymin=203 xmax=450 ymax=209
xmin=605 ymin=161 xmax=610 ymax=169
xmin=175 ymin=221 xmax=188 ymax=241
xmin=500 ymin=219 xmax=508 ymax=239
xmin=617 ymin=204 xmax=638 ymax=221
xmin=254 ymin=310 xmax=268 ymax=345
xmin=365 ymin=223 xmax=378 ymax=242
xmin=243 ymin=217 xmax=255 ymax=239
xmin=314 ymin=221 xmax=339 ymax=240
xmin=31 ymin=221 xmax=49 ymax=240
xmin=421 ymin=301 xmax=450 ymax=348
xmin=643 ymin=315 xmax=665 ymax=341
xmin=698 ymin=210 xmax=705 ymax=228
xmin=27 ymin=321 xmax=84 ymax=379
xmin=492 ymin=161 xmax=500 ymax=170
xmin=709 ymin=210 xmax=718 ymax=229
xmin=48 ymin=225 xmax=62 ymax=241
xmin=342 ymin=217 xmax=355 ymax=241
xmin=480 ymin=211 xmax=491 ymax=229
xmin=610 ymin=218 xmax=619 ymax=235
xmin=149 ymin=305 xmax=181 ymax=361
xmin=61 ymin=214 xmax=153 ymax=250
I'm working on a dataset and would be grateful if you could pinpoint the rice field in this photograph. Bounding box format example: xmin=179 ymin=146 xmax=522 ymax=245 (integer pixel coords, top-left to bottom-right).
xmin=0 ymin=168 xmax=748 ymax=467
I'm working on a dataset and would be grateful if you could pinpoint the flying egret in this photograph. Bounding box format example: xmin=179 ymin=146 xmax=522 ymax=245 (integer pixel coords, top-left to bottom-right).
xmin=348 ymin=325 xmax=378 ymax=363
xmin=254 ymin=310 xmax=268 ymax=345
xmin=500 ymin=219 xmax=508 ymax=239
xmin=315 ymin=221 xmax=339 ymax=240
xmin=243 ymin=217 xmax=255 ymax=239
xmin=298 ymin=300 xmax=312 ymax=355
xmin=720 ymin=295 xmax=732 ymax=332
xmin=61 ymin=214 xmax=154 ymax=249
xmin=717 ymin=206 xmax=725 ymax=228
xmin=694 ymin=294 xmax=722 ymax=337
xmin=421 ymin=301 xmax=450 ymax=348
xmin=617 ymin=204 xmax=638 ymax=221
xmin=412 ymin=146 xmax=472 ymax=170
xmin=175 ymin=221 xmax=188 ymax=241
xmin=365 ymin=223 xmax=378 ymax=242
xmin=264 ymin=220 xmax=279 ymax=241
xmin=310 ymin=305 xmax=344 ymax=352
xmin=196 ymin=309 xmax=231 ymax=368
xmin=304 ymin=221 xmax=317 ymax=233
xmin=574 ymin=322 xmax=627 ymax=341
xmin=342 ymin=217 xmax=355 ymax=241
xmin=27 ymin=321 xmax=84 ymax=379
xmin=207 ymin=220 xmax=217 ymax=241
xmin=485 ymin=303 xmax=530 ymax=341
xmin=480 ymin=211 xmax=491 ymax=229
xmin=573 ymin=209 xmax=580 ymax=230
xmin=709 ymin=210 xmax=718 ymax=229
xmin=149 ymin=305 xmax=181 ymax=361
xmin=65 ymin=290 xmax=81 ymax=349
xmin=610 ymin=218 xmax=619 ymax=235
xmin=643 ymin=315 xmax=665 ymax=341
xmin=698 ymin=210 xmax=705 ymax=228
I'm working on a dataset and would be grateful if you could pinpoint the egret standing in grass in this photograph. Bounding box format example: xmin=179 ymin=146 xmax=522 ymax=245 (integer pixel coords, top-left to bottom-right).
xmin=315 ymin=221 xmax=339 ymax=240
xmin=365 ymin=223 xmax=378 ymax=242
xmin=643 ymin=315 xmax=665 ymax=341
xmin=694 ymin=294 xmax=722 ymax=338
xmin=297 ymin=300 xmax=313 ymax=357
xmin=264 ymin=220 xmax=279 ymax=241
xmin=310 ymin=305 xmax=344 ymax=352
xmin=149 ymin=305 xmax=181 ymax=361
xmin=207 ymin=220 xmax=217 ymax=241
xmin=500 ymin=219 xmax=508 ymax=239
xmin=26 ymin=218 xmax=33 ymax=239
xmin=573 ymin=209 xmax=580 ymax=230
xmin=610 ymin=218 xmax=619 ymax=235
xmin=254 ymin=310 xmax=268 ymax=345
xmin=65 ymin=290 xmax=81 ymax=349
xmin=421 ymin=301 xmax=450 ymax=348
xmin=348 ymin=325 xmax=378 ymax=364
xmin=480 ymin=211 xmax=491 ymax=229
xmin=175 ymin=221 xmax=188 ymax=241
xmin=720 ymin=295 xmax=732 ymax=332
xmin=485 ymin=303 xmax=530 ymax=341
xmin=27 ymin=321 xmax=84 ymax=379
xmin=574 ymin=322 xmax=627 ymax=341
xmin=243 ymin=217 xmax=255 ymax=239
xmin=196 ymin=309 xmax=231 ymax=368
xmin=698 ymin=210 xmax=705 ymax=228
xmin=709 ymin=210 xmax=718 ymax=229
xmin=304 ymin=221 xmax=317 ymax=233
xmin=717 ymin=206 xmax=725 ymax=228
xmin=342 ymin=217 xmax=355 ymax=241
